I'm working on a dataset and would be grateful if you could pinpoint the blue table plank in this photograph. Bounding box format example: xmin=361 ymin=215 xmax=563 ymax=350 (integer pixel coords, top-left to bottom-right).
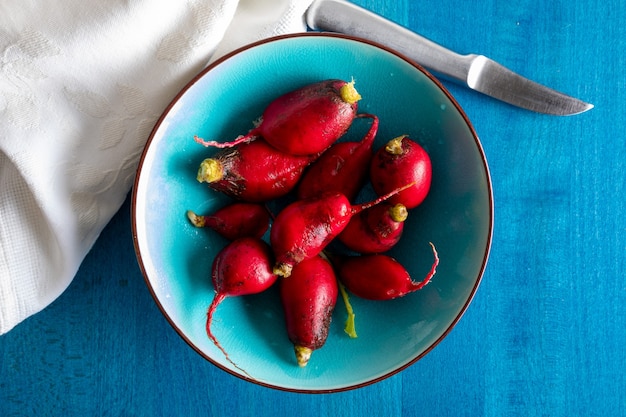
xmin=2 ymin=0 xmax=625 ymax=416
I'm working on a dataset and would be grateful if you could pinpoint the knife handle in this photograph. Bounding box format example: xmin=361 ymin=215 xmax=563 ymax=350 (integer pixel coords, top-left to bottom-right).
xmin=306 ymin=0 xmax=476 ymax=83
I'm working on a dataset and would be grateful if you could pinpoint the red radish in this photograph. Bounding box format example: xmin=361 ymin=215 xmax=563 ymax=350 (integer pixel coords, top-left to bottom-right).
xmin=296 ymin=113 xmax=379 ymax=201
xmin=206 ymin=238 xmax=278 ymax=367
xmin=280 ymin=255 xmax=338 ymax=367
xmin=336 ymin=243 xmax=439 ymax=300
xmin=196 ymin=138 xmax=316 ymax=202
xmin=370 ymin=135 xmax=432 ymax=209
xmin=338 ymin=202 xmax=408 ymax=254
xmin=194 ymin=79 xmax=361 ymax=156
xmin=186 ymin=202 xmax=270 ymax=240
xmin=270 ymin=183 xmax=414 ymax=278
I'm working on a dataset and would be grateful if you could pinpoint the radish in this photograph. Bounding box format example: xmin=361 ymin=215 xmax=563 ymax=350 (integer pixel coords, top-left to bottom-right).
xmin=196 ymin=138 xmax=316 ymax=202
xmin=336 ymin=243 xmax=439 ymax=300
xmin=337 ymin=202 xmax=408 ymax=254
xmin=280 ymin=255 xmax=338 ymax=367
xmin=206 ymin=237 xmax=278 ymax=368
xmin=186 ymin=202 xmax=270 ymax=240
xmin=194 ymin=79 xmax=361 ymax=156
xmin=370 ymin=135 xmax=432 ymax=209
xmin=270 ymin=183 xmax=414 ymax=278
xmin=296 ymin=113 xmax=379 ymax=201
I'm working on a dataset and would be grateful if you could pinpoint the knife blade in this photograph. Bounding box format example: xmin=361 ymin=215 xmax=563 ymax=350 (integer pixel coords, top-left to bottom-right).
xmin=305 ymin=0 xmax=593 ymax=115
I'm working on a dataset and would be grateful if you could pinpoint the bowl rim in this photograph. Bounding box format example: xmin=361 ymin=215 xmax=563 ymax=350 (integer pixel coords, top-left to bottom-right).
xmin=131 ymin=31 xmax=494 ymax=393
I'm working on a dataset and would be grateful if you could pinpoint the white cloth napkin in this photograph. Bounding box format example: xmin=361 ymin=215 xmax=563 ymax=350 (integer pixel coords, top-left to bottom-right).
xmin=0 ymin=0 xmax=313 ymax=334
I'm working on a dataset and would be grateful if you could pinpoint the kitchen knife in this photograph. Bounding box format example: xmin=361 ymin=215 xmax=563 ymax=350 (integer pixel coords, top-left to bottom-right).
xmin=305 ymin=0 xmax=593 ymax=115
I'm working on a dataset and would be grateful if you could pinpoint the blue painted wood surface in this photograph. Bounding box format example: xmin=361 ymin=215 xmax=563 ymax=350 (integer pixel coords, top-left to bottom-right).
xmin=1 ymin=0 xmax=624 ymax=415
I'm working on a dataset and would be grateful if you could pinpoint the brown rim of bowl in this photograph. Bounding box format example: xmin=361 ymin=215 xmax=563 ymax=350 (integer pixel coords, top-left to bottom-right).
xmin=130 ymin=31 xmax=494 ymax=394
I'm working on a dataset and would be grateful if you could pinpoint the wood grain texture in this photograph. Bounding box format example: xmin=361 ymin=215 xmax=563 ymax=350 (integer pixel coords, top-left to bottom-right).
xmin=1 ymin=0 xmax=625 ymax=416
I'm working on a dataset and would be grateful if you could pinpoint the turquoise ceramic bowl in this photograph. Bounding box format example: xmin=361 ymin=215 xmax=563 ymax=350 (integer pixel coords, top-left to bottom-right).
xmin=132 ymin=33 xmax=492 ymax=392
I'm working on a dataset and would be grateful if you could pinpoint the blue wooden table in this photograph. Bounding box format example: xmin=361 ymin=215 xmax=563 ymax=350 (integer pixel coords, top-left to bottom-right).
xmin=2 ymin=0 xmax=624 ymax=415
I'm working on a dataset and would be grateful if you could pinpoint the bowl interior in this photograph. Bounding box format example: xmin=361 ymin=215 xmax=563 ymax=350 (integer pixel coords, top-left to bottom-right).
xmin=132 ymin=33 xmax=492 ymax=392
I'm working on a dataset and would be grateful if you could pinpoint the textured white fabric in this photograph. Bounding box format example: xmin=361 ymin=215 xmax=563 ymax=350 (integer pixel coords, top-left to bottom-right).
xmin=0 ymin=0 xmax=312 ymax=334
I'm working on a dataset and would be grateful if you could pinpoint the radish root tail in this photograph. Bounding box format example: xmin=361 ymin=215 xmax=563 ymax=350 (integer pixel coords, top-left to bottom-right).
xmin=206 ymin=293 xmax=255 ymax=380
xmin=411 ymin=242 xmax=439 ymax=291
xmin=194 ymin=131 xmax=257 ymax=148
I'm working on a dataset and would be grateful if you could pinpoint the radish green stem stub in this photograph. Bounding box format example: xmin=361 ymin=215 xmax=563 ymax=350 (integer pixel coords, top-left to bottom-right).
xmin=389 ymin=203 xmax=408 ymax=222
xmin=294 ymin=345 xmax=313 ymax=367
xmin=339 ymin=79 xmax=362 ymax=104
xmin=338 ymin=281 xmax=357 ymax=338
xmin=384 ymin=135 xmax=406 ymax=155
xmin=186 ymin=210 xmax=206 ymax=227
xmin=197 ymin=158 xmax=223 ymax=183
